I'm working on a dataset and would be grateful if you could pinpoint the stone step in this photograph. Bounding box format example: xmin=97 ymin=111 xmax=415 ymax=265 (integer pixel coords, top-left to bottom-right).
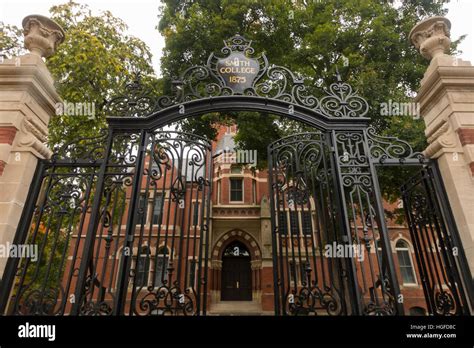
xmin=208 ymin=301 xmax=269 ymax=315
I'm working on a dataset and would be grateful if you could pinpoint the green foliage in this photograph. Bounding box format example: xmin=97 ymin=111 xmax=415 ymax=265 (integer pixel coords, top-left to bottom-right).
xmin=157 ymin=0 xmax=460 ymax=130
xmin=158 ymin=0 xmax=463 ymax=204
xmin=0 ymin=24 xmax=25 ymax=57
xmin=1 ymin=1 xmax=160 ymax=150
xmin=46 ymin=2 xmax=159 ymax=149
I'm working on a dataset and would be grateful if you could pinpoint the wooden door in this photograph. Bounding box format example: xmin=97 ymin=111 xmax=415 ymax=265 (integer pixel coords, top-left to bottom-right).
xmin=221 ymin=257 xmax=252 ymax=301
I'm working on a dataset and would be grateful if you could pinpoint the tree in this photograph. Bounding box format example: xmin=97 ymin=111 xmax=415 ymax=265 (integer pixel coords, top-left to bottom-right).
xmin=157 ymin=0 xmax=463 ymax=154
xmin=157 ymin=0 xmax=464 ymax=205
xmin=1 ymin=3 xmax=161 ymax=300
xmin=1 ymin=1 xmax=160 ymax=150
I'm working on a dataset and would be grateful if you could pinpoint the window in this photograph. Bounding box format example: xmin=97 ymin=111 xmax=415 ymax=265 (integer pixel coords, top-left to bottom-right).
xmin=300 ymin=261 xmax=310 ymax=285
xmin=289 ymin=211 xmax=299 ymax=235
xmin=278 ymin=211 xmax=288 ymax=235
xmin=188 ymin=260 xmax=197 ymax=288
xmin=137 ymin=193 xmax=147 ymax=221
xmin=230 ymin=165 xmax=242 ymax=174
xmin=230 ymin=178 xmax=243 ymax=202
xmin=409 ymin=307 xmax=427 ymax=316
xmin=193 ymin=202 xmax=200 ymax=225
xmin=289 ymin=261 xmax=297 ymax=283
xmin=375 ymin=239 xmax=383 ymax=264
xmin=396 ymin=240 xmax=417 ymax=285
xmin=302 ymin=212 xmax=312 ymax=235
xmin=375 ymin=239 xmax=382 ymax=251
xmin=223 ymin=241 xmax=250 ymax=257
xmin=154 ymin=246 xmax=169 ymax=287
xmin=252 ymin=180 xmax=257 ymax=204
xmin=152 ymin=193 xmax=164 ymax=225
xmin=135 ymin=246 xmax=150 ymax=287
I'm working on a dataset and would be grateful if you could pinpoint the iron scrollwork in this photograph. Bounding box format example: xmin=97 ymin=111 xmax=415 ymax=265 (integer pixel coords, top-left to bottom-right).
xmin=51 ymin=128 xmax=109 ymax=163
xmin=401 ymin=168 xmax=470 ymax=315
xmin=105 ymin=34 xmax=369 ymax=119
xmin=366 ymin=126 xmax=425 ymax=164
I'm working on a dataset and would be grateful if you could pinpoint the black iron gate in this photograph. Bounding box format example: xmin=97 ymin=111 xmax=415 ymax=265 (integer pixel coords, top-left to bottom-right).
xmin=268 ymin=129 xmax=408 ymax=316
xmin=1 ymin=35 xmax=473 ymax=316
xmin=0 ymin=130 xmax=212 ymax=316
xmin=268 ymin=132 xmax=351 ymax=315
xmin=268 ymin=129 xmax=474 ymax=316
xmin=401 ymin=163 xmax=474 ymax=315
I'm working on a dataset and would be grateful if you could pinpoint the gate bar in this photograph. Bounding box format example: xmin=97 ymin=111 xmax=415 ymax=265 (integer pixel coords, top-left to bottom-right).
xmin=364 ymin=134 xmax=405 ymax=315
xmin=430 ymin=162 xmax=474 ymax=313
xmin=113 ymin=129 xmax=148 ymax=315
xmin=267 ymin=149 xmax=281 ymax=315
xmin=70 ymin=131 xmax=114 ymax=315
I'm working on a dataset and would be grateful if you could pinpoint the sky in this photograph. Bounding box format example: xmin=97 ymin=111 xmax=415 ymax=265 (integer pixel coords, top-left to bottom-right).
xmin=1 ymin=0 xmax=473 ymax=77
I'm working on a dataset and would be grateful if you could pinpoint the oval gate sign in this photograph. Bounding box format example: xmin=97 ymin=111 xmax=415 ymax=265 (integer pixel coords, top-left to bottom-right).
xmin=216 ymin=52 xmax=259 ymax=94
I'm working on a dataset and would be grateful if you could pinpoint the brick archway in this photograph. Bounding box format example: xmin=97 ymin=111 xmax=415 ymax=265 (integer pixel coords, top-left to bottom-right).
xmin=209 ymin=229 xmax=262 ymax=303
xmin=212 ymin=229 xmax=261 ymax=262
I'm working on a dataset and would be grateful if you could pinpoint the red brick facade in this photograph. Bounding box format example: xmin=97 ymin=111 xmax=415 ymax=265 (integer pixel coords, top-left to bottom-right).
xmin=457 ymin=128 xmax=474 ymax=175
xmin=0 ymin=126 xmax=17 ymax=145
xmin=457 ymin=128 xmax=474 ymax=146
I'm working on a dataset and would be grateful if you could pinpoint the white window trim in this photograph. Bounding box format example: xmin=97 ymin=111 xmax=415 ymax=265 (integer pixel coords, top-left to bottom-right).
xmin=395 ymin=240 xmax=418 ymax=286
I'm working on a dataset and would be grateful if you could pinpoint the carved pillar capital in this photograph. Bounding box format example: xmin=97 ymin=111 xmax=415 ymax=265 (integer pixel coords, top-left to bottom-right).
xmin=211 ymin=260 xmax=222 ymax=270
xmin=250 ymin=260 xmax=262 ymax=270
xmin=423 ymin=121 xmax=462 ymax=158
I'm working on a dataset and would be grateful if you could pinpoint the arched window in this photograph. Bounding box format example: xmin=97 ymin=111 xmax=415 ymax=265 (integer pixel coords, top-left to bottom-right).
xmin=154 ymin=246 xmax=169 ymax=287
xmin=223 ymin=241 xmax=250 ymax=257
xmin=395 ymin=240 xmax=417 ymax=285
xmin=136 ymin=245 xmax=150 ymax=287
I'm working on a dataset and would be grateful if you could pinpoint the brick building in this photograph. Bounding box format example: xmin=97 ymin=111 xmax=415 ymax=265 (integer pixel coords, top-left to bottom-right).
xmin=49 ymin=123 xmax=428 ymax=316
xmin=205 ymin=124 xmax=427 ymax=315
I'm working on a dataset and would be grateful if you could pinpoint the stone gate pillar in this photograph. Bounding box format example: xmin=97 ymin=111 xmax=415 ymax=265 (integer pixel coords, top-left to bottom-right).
xmin=0 ymin=15 xmax=64 ymax=275
xmin=410 ymin=16 xmax=474 ymax=273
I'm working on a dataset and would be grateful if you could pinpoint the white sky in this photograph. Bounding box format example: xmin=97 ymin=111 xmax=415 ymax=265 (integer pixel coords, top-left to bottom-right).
xmin=1 ymin=0 xmax=473 ymax=77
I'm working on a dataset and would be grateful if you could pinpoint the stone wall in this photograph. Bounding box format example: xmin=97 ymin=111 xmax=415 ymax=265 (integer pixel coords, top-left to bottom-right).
xmin=0 ymin=15 xmax=64 ymax=275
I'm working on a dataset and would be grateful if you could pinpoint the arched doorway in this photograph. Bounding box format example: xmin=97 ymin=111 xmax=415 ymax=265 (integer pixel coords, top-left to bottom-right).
xmin=221 ymin=241 xmax=252 ymax=301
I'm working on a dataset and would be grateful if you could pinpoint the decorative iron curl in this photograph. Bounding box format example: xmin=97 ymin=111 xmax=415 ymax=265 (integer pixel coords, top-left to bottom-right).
xmin=106 ymin=73 xmax=157 ymax=117
xmin=105 ymin=35 xmax=369 ymax=119
xmin=286 ymin=284 xmax=343 ymax=316
xmin=51 ymin=128 xmax=108 ymax=163
xmin=367 ymin=126 xmax=425 ymax=164
xmin=319 ymin=75 xmax=369 ymax=118
xmin=137 ymin=285 xmax=196 ymax=316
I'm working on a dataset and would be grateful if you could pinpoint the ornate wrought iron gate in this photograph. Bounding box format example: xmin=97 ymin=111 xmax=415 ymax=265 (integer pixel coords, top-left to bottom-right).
xmin=268 ymin=132 xmax=351 ymax=315
xmin=0 ymin=130 xmax=212 ymax=315
xmin=1 ymin=35 xmax=472 ymax=316
xmin=401 ymin=163 xmax=474 ymax=315
xmin=268 ymin=130 xmax=474 ymax=316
